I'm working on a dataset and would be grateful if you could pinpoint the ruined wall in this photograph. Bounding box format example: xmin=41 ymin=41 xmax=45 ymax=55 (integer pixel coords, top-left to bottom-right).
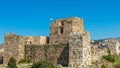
xmin=102 ymin=41 xmax=120 ymax=55
xmin=25 ymin=36 xmax=49 ymax=45
xmin=50 ymin=17 xmax=84 ymax=44
xmin=25 ymin=32 xmax=91 ymax=68
xmin=3 ymin=17 xmax=91 ymax=68
xmin=25 ymin=36 xmax=33 ymax=45
xmin=25 ymin=44 xmax=69 ymax=66
xmin=3 ymin=33 xmax=49 ymax=64
xmin=91 ymin=46 xmax=108 ymax=63
xmin=38 ymin=36 xmax=49 ymax=45
xmin=69 ymin=32 xmax=91 ymax=68
xmin=4 ymin=33 xmax=25 ymax=64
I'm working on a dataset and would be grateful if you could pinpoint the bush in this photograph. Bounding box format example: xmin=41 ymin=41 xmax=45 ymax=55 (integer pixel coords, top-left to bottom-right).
xmin=114 ymin=63 xmax=120 ymax=68
xmin=101 ymin=64 xmax=106 ymax=68
xmin=102 ymin=55 xmax=115 ymax=63
xmin=31 ymin=61 xmax=56 ymax=68
xmin=19 ymin=59 xmax=31 ymax=64
xmin=7 ymin=57 xmax=17 ymax=68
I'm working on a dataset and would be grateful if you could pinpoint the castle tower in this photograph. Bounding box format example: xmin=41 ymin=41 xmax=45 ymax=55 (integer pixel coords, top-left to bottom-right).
xmin=50 ymin=17 xmax=84 ymax=44
xmin=69 ymin=32 xmax=91 ymax=68
xmin=3 ymin=33 xmax=25 ymax=64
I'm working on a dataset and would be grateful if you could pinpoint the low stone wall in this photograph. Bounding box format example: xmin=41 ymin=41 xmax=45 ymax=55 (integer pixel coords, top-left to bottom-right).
xmin=25 ymin=44 xmax=69 ymax=66
xmin=91 ymin=46 xmax=108 ymax=63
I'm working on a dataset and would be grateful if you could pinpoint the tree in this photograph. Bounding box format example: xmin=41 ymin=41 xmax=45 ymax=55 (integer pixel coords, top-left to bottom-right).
xmin=7 ymin=57 xmax=17 ymax=68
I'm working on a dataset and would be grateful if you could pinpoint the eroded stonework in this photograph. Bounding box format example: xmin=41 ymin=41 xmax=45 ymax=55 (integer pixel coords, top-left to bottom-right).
xmin=69 ymin=32 xmax=91 ymax=68
xmin=4 ymin=33 xmax=25 ymax=64
xmin=3 ymin=17 xmax=92 ymax=68
xmin=3 ymin=33 xmax=49 ymax=64
xmin=50 ymin=17 xmax=84 ymax=44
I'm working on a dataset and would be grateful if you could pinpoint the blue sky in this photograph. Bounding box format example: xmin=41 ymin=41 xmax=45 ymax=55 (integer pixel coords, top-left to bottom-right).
xmin=0 ymin=0 xmax=120 ymax=44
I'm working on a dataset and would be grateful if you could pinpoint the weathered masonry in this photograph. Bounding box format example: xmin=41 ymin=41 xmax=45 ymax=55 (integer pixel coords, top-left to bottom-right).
xmin=50 ymin=17 xmax=84 ymax=44
xmin=69 ymin=32 xmax=91 ymax=68
xmin=3 ymin=33 xmax=49 ymax=64
xmin=3 ymin=17 xmax=91 ymax=68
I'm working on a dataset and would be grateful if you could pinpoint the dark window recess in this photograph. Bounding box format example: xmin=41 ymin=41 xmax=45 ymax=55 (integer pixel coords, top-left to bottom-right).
xmin=30 ymin=41 xmax=32 ymax=44
xmin=60 ymin=27 xmax=64 ymax=34
xmin=61 ymin=21 xmax=64 ymax=25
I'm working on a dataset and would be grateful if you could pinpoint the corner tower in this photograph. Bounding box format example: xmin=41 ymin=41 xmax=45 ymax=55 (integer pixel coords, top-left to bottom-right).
xmin=3 ymin=33 xmax=25 ymax=64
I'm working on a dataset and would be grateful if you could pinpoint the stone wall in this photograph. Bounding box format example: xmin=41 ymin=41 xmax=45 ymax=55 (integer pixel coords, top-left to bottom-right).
xmin=25 ymin=44 xmax=69 ymax=66
xmin=3 ymin=33 xmax=49 ymax=64
xmin=69 ymin=32 xmax=91 ymax=68
xmin=3 ymin=17 xmax=92 ymax=68
xmin=102 ymin=41 xmax=120 ymax=55
xmin=91 ymin=41 xmax=120 ymax=68
xmin=4 ymin=33 xmax=25 ymax=64
xmin=25 ymin=31 xmax=92 ymax=68
xmin=25 ymin=36 xmax=49 ymax=45
xmin=91 ymin=46 xmax=108 ymax=63
xmin=50 ymin=17 xmax=84 ymax=44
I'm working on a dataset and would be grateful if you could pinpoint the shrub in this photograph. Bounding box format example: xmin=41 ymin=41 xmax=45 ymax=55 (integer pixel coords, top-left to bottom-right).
xmin=101 ymin=64 xmax=106 ymax=68
xmin=91 ymin=62 xmax=96 ymax=64
xmin=7 ymin=57 xmax=17 ymax=68
xmin=102 ymin=55 xmax=115 ymax=63
xmin=19 ymin=59 xmax=31 ymax=64
xmin=114 ymin=63 xmax=120 ymax=68
xmin=31 ymin=61 xmax=56 ymax=68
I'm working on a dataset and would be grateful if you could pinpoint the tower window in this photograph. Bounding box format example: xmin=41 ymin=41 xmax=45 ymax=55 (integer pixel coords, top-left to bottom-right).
xmin=61 ymin=21 xmax=64 ymax=25
xmin=60 ymin=26 xmax=64 ymax=34
xmin=30 ymin=41 xmax=32 ymax=44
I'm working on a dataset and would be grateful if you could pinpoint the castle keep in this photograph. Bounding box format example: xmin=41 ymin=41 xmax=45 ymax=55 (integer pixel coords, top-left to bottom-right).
xmin=3 ymin=17 xmax=91 ymax=68
xmin=50 ymin=17 xmax=84 ymax=44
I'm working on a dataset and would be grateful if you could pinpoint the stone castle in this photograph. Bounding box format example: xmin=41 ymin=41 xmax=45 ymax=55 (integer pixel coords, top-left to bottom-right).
xmin=3 ymin=17 xmax=91 ymax=68
xmin=0 ymin=17 xmax=120 ymax=68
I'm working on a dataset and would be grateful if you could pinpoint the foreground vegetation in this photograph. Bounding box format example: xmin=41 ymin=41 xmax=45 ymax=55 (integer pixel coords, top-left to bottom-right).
xmin=0 ymin=57 xmax=60 ymax=68
xmin=1 ymin=48 xmax=120 ymax=68
xmin=101 ymin=55 xmax=120 ymax=68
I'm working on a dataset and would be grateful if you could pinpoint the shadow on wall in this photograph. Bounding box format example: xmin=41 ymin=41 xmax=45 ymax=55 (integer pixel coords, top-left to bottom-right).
xmin=57 ymin=43 xmax=69 ymax=66
xmin=0 ymin=57 xmax=3 ymax=64
xmin=25 ymin=44 xmax=70 ymax=67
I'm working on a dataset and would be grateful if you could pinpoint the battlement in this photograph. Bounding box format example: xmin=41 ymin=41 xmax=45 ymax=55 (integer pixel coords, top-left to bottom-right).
xmin=25 ymin=36 xmax=49 ymax=45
